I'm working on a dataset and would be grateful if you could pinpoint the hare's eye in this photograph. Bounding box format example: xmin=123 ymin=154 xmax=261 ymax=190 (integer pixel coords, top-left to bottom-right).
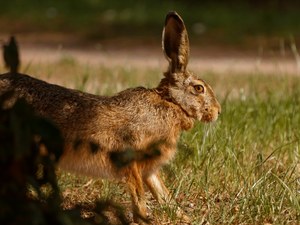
xmin=194 ymin=85 xmax=204 ymax=93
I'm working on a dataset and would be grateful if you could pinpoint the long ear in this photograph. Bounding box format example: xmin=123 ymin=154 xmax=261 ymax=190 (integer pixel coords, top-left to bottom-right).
xmin=162 ymin=11 xmax=189 ymax=73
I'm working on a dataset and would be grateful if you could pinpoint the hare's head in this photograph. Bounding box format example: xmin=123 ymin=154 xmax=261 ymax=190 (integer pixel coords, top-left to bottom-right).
xmin=159 ymin=12 xmax=221 ymax=123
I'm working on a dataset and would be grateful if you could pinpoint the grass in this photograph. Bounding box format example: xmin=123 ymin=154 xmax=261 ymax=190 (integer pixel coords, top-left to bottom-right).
xmin=2 ymin=59 xmax=299 ymax=224
xmin=176 ymin=92 xmax=300 ymax=224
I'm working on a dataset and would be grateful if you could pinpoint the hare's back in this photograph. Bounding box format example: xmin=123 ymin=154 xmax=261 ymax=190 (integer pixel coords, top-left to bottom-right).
xmin=0 ymin=73 xmax=106 ymax=125
xmin=0 ymin=73 xmax=101 ymax=100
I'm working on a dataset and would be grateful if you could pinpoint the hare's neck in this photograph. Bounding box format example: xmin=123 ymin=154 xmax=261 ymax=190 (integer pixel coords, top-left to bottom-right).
xmin=176 ymin=110 xmax=194 ymax=130
xmin=154 ymin=87 xmax=195 ymax=131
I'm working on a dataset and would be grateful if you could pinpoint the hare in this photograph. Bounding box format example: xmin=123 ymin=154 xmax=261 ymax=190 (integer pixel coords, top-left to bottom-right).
xmin=0 ymin=12 xmax=221 ymax=224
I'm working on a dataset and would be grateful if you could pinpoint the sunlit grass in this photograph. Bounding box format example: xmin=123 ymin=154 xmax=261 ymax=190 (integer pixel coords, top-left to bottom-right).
xmin=19 ymin=56 xmax=162 ymax=95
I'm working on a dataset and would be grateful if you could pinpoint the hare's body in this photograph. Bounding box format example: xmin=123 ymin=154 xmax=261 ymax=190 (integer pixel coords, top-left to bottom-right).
xmin=0 ymin=12 xmax=221 ymax=224
xmin=0 ymin=73 xmax=191 ymax=178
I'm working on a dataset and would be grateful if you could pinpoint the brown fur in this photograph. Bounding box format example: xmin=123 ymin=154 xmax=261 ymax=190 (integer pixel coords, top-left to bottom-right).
xmin=0 ymin=12 xmax=221 ymax=224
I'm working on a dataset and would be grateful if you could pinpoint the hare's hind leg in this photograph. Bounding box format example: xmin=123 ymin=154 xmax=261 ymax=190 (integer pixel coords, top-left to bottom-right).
xmin=145 ymin=172 xmax=191 ymax=224
xmin=125 ymin=162 xmax=148 ymax=224
xmin=144 ymin=172 xmax=170 ymax=204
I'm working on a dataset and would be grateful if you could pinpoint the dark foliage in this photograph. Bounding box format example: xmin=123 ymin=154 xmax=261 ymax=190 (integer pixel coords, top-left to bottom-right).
xmin=2 ymin=36 xmax=20 ymax=73
xmin=110 ymin=144 xmax=161 ymax=169
xmin=0 ymin=95 xmax=130 ymax=225
xmin=0 ymin=94 xmax=80 ymax=225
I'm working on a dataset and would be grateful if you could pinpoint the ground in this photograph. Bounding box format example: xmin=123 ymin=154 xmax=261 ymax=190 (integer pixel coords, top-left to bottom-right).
xmin=1 ymin=33 xmax=299 ymax=76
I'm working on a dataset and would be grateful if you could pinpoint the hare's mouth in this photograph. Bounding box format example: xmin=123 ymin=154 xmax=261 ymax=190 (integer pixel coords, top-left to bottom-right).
xmin=200 ymin=111 xmax=219 ymax=123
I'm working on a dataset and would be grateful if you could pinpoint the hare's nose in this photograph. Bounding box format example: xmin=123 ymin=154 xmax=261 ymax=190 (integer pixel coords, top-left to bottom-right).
xmin=217 ymin=102 xmax=221 ymax=115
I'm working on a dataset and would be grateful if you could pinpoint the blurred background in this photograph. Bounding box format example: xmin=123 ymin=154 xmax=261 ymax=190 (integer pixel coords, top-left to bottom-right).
xmin=1 ymin=0 xmax=300 ymax=48
xmin=1 ymin=0 xmax=300 ymax=76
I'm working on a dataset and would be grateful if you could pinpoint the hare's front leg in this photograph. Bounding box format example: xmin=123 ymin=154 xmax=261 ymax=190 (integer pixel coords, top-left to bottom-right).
xmin=125 ymin=162 xmax=148 ymax=224
xmin=145 ymin=172 xmax=191 ymax=224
